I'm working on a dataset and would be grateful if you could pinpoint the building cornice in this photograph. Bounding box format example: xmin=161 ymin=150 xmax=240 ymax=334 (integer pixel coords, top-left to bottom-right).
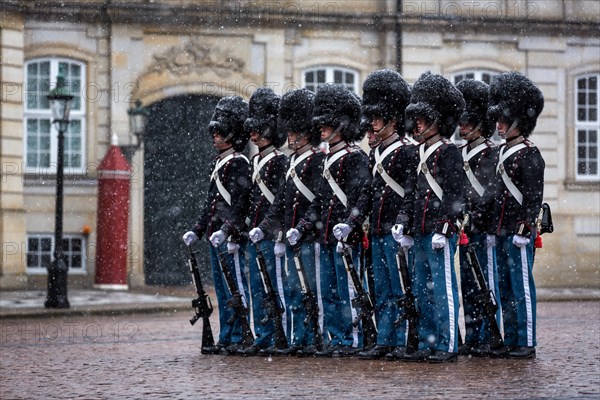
xmin=2 ymin=1 xmax=597 ymax=38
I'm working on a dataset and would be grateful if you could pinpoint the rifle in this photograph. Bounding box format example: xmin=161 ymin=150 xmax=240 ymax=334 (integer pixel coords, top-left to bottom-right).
xmin=255 ymin=244 xmax=288 ymax=350
xmin=463 ymin=243 xmax=504 ymax=350
xmin=292 ymin=244 xmax=325 ymax=351
xmin=339 ymin=243 xmax=378 ymax=349
xmin=394 ymin=246 xmax=419 ymax=352
xmin=187 ymin=245 xmax=216 ymax=351
xmin=216 ymin=249 xmax=255 ymax=348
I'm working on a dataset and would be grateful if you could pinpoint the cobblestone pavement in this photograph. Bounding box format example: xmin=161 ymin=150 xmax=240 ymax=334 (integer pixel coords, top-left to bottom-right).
xmin=1 ymin=301 xmax=599 ymax=399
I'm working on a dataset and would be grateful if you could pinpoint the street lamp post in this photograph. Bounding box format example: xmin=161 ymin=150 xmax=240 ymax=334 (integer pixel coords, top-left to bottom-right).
xmin=120 ymin=100 xmax=149 ymax=161
xmin=45 ymin=74 xmax=74 ymax=309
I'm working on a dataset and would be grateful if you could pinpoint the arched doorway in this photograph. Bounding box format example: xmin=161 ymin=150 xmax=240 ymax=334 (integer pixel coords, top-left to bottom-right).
xmin=143 ymin=94 xmax=220 ymax=285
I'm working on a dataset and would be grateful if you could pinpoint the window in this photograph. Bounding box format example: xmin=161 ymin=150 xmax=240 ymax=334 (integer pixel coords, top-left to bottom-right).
xmin=451 ymin=69 xmax=500 ymax=146
xmin=25 ymin=58 xmax=86 ymax=173
xmin=576 ymin=73 xmax=599 ymax=180
xmin=26 ymin=234 xmax=86 ymax=274
xmin=303 ymin=66 xmax=358 ymax=93
xmin=453 ymin=70 xmax=496 ymax=85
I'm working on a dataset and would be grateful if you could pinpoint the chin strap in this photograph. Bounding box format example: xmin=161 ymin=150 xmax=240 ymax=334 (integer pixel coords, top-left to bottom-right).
xmin=322 ymin=123 xmax=344 ymax=143
xmin=504 ymin=120 xmax=519 ymax=138
xmin=416 ymin=118 xmax=439 ymax=142
xmin=463 ymin=121 xmax=483 ymax=137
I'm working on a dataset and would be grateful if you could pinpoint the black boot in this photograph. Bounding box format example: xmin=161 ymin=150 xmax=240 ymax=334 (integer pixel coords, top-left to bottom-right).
xmin=428 ymin=350 xmax=458 ymax=363
xmin=357 ymin=345 xmax=394 ymax=360
xmin=507 ymin=346 xmax=536 ymax=359
xmin=384 ymin=346 xmax=407 ymax=361
xmin=402 ymin=349 xmax=431 ymax=362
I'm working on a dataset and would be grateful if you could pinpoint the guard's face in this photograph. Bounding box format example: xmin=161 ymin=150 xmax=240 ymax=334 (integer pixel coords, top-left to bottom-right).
xmin=319 ymin=125 xmax=334 ymax=141
xmin=250 ymin=130 xmax=270 ymax=148
xmin=212 ymin=131 xmax=232 ymax=151
xmin=497 ymin=118 xmax=520 ymax=140
xmin=459 ymin=121 xmax=481 ymax=141
xmin=287 ymin=131 xmax=309 ymax=151
xmin=413 ymin=116 xmax=437 ymax=143
xmin=371 ymin=117 xmax=385 ymax=132
xmin=367 ymin=130 xmax=380 ymax=148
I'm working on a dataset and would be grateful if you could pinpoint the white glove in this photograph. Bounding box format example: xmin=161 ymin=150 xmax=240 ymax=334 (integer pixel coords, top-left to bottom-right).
xmin=227 ymin=242 xmax=240 ymax=254
xmin=209 ymin=230 xmax=226 ymax=248
xmin=486 ymin=234 xmax=496 ymax=248
xmin=333 ymin=223 xmax=352 ymax=241
xmin=512 ymin=234 xmax=530 ymax=248
xmin=249 ymin=227 xmax=265 ymax=243
xmin=400 ymin=235 xmax=414 ymax=249
xmin=286 ymin=228 xmax=301 ymax=246
xmin=391 ymin=224 xmax=404 ymax=243
xmin=432 ymin=233 xmax=448 ymax=250
xmin=336 ymin=241 xmax=345 ymax=254
xmin=274 ymin=242 xmax=286 ymax=257
xmin=183 ymin=231 xmax=198 ymax=246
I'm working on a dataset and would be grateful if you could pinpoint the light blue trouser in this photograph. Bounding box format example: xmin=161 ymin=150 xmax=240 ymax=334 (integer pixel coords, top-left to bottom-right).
xmin=496 ymin=234 xmax=537 ymax=348
xmin=319 ymin=243 xmax=361 ymax=348
xmin=247 ymin=240 xmax=288 ymax=347
xmin=459 ymin=233 xmax=501 ymax=346
xmin=370 ymin=234 xmax=414 ymax=347
xmin=209 ymin=242 xmax=250 ymax=346
xmin=285 ymin=242 xmax=319 ymax=347
xmin=413 ymin=233 xmax=460 ymax=353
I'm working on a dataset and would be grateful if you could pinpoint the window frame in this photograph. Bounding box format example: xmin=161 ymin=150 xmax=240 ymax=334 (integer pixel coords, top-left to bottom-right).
xmin=24 ymin=58 xmax=87 ymax=175
xmin=574 ymin=72 xmax=599 ymax=181
xmin=302 ymin=66 xmax=359 ymax=94
xmin=26 ymin=233 xmax=87 ymax=275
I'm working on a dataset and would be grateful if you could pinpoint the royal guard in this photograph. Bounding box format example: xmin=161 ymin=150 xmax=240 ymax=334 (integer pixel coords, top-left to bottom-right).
xmin=241 ymin=88 xmax=288 ymax=355
xmin=182 ymin=96 xmax=252 ymax=355
xmin=400 ymin=72 xmax=466 ymax=363
xmin=332 ymin=69 xmax=416 ymax=360
xmin=455 ymin=79 xmax=501 ymax=357
xmin=257 ymin=88 xmax=325 ymax=356
xmin=488 ymin=72 xmax=545 ymax=359
xmin=287 ymin=84 xmax=369 ymax=357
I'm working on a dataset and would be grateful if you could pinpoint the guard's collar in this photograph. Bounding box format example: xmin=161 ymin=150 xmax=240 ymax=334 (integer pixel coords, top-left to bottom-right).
xmin=218 ymin=147 xmax=235 ymax=159
xmin=259 ymin=145 xmax=276 ymax=157
xmin=328 ymin=140 xmax=346 ymax=154
xmin=295 ymin=143 xmax=312 ymax=156
xmin=467 ymin=136 xmax=486 ymax=150
xmin=380 ymin=132 xmax=399 ymax=148
xmin=506 ymin=134 xmax=525 ymax=149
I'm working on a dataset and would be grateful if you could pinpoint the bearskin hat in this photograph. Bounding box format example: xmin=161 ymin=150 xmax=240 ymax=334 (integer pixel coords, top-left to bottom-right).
xmin=405 ymin=72 xmax=465 ymax=138
xmin=362 ymin=69 xmax=411 ymax=132
xmin=488 ymin=71 xmax=544 ymax=137
xmin=244 ymin=87 xmax=285 ymax=148
xmin=312 ymin=83 xmax=361 ymax=142
xmin=278 ymin=88 xmax=321 ymax=146
xmin=208 ymin=96 xmax=249 ymax=152
xmin=456 ymin=79 xmax=495 ymax=138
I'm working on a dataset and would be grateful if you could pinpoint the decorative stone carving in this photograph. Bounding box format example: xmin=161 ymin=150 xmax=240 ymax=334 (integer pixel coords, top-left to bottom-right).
xmin=148 ymin=40 xmax=245 ymax=78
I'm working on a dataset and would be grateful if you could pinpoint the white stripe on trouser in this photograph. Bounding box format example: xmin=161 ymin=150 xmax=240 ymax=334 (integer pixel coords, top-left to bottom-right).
xmin=487 ymin=246 xmax=495 ymax=297
xmin=348 ymin=253 xmax=359 ymax=348
xmin=275 ymin=255 xmax=287 ymax=334
xmin=520 ymin=246 xmax=534 ymax=347
xmin=444 ymin=242 xmax=456 ymax=352
xmin=315 ymin=243 xmax=324 ymax=333
xmin=403 ymin=250 xmax=410 ymax=345
xmin=232 ymin=250 xmax=247 ymax=308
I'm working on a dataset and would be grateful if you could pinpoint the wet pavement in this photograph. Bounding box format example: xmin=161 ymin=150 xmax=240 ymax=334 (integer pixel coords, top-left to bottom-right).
xmin=1 ymin=301 xmax=599 ymax=399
